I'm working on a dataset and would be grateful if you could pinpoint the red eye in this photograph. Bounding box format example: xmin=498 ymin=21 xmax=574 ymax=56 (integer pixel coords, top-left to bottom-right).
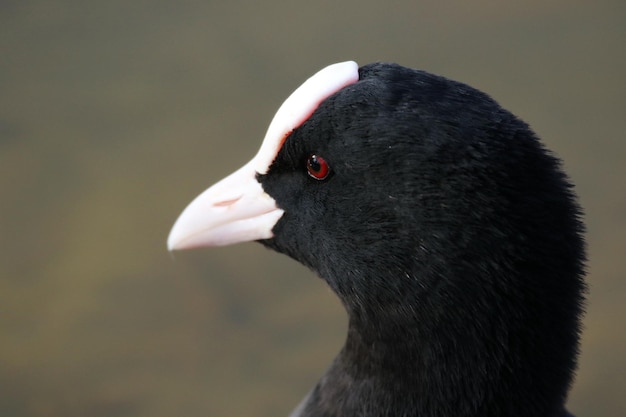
xmin=306 ymin=154 xmax=330 ymax=180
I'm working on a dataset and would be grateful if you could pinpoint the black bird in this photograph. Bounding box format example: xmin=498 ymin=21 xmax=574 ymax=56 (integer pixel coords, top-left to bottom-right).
xmin=168 ymin=62 xmax=586 ymax=417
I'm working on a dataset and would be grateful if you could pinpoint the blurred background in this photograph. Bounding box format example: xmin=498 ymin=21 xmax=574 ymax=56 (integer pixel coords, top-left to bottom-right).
xmin=1 ymin=1 xmax=624 ymax=416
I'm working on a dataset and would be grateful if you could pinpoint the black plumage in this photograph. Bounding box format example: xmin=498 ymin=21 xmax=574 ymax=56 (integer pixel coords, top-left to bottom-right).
xmin=169 ymin=62 xmax=586 ymax=417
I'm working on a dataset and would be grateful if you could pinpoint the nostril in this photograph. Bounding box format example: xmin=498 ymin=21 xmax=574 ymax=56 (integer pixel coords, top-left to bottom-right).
xmin=213 ymin=196 xmax=241 ymax=207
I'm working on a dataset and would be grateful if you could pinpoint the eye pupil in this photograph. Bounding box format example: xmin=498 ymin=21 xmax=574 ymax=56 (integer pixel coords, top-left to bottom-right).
xmin=307 ymin=154 xmax=330 ymax=180
xmin=309 ymin=157 xmax=321 ymax=171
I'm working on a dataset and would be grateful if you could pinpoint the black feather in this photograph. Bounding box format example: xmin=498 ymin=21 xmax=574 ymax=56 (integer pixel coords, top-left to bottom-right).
xmin=259 ymin=63 xmax=585 ymax=417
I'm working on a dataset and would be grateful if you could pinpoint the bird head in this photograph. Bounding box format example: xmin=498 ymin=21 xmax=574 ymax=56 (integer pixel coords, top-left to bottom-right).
xmin=168 ymin=62 xmax=583 ymax=317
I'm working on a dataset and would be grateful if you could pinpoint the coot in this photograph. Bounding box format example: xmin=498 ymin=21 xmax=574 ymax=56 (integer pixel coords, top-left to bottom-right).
xmin=168 ymin=61 xmax=586 ymax=417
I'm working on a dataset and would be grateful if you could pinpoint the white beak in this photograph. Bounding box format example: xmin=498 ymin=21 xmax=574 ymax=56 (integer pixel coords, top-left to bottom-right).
xmin=167 ymin=160 xmax=284 ymax=250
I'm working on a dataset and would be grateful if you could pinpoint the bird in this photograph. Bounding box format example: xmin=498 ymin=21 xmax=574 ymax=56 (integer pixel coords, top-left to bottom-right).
xmin=167 ymin=61 xmax=586 ymax=417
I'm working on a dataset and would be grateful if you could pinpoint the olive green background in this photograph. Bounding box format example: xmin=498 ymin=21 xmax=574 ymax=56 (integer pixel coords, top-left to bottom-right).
xmin=1 ymin=1 xmax=624 ymax=416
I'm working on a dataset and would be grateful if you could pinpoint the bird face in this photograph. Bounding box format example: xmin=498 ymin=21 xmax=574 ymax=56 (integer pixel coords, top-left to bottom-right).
xmin=255 ymin=83 xmax=430 ymax=290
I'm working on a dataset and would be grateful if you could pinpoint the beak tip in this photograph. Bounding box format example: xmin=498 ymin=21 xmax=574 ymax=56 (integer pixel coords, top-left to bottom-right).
xmin=167 ymin=223 xmax=190 ymax=252
xmin=167 ymin=218 xmax=187 ymax=251
xmin=166 ymin=233 xmax=178 ymax=252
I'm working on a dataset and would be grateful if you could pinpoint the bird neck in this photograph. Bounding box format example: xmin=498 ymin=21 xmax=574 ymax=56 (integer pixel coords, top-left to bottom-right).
xmin=306 ymin=268 xmax=575 ymax=417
